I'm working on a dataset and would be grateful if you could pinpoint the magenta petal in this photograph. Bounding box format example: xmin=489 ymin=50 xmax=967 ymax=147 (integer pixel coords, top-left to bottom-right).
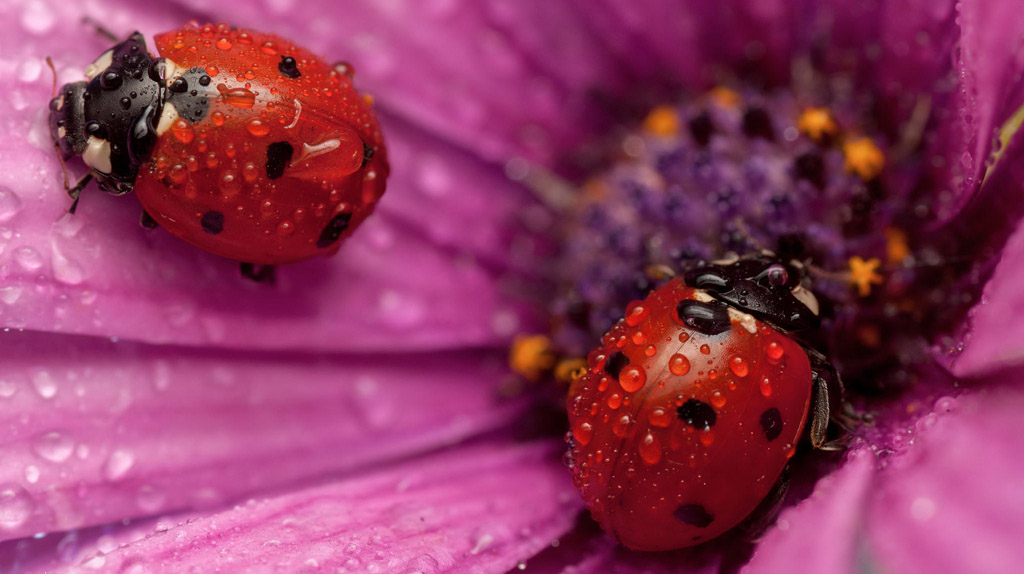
xmin=952 ymin=218 xmax=1024 ymax=377
xmin=744 ymin=452 xmax=875 ymax=574
xmin=866 ymin=386 xmax=1024 ymax=573
xmin=0 ymin=329 xmax=525 ymax=542
xmin=7 ymin=441 xmax=580 ymax=574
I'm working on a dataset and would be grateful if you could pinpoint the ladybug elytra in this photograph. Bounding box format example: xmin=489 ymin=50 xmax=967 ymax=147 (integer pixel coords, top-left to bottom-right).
xmin=566 ymin=252 xmax=843 ymax=551
xmin=49 ymin=22 xmax=388 ymax=277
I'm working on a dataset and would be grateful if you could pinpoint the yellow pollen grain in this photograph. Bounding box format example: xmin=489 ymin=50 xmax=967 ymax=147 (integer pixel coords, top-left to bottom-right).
xmin=885 ymin=227 xmax=911 ymax=264
xmin=509 ymin=334 xmax=556 ymax=381
xmin=708 ymin=87 xmax=741 ymax=108
xmin=843 ymin=137 xmax=885 ymax=180
xmin=642 ymin=105 xmax=680 ymax=136
xmin=848 ymin=256 xmax=884 ymax=297
xmin=555 ymin=358 xmax=589 ymax=383
xmin=797 ymin=107 xmax=839 ymax=142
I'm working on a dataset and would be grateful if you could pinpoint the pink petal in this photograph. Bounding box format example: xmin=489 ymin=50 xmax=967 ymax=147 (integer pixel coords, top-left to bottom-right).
xmin=951 ymin=218 xmax=1024 ymax=377
xmin=866 ymin=386 xmax=1024 ymax=573
xmin=0 ymin=3 xmax=541 ymax=352
xmin=0 ymin=328 xmax=525 ymax=542
xmin=3 ymin=441 xmax=580 ymax=574
xmin=744 ymin=451 xmax=875 ymax=574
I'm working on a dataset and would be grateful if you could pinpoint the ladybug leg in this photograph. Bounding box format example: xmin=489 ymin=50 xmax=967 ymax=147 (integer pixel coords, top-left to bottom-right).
xmin=802 ymin=346 xmax=850 ymax=451
xmin=66 ymin=173 xmax=93 ymax=215
xmin=240 ymin=263 xmax=276 ymax=284
xmin=139 ymin=210 xmax=159 ymax=230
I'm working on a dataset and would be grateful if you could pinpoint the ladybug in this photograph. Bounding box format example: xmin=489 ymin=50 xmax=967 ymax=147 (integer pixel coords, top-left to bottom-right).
xmin=566 ymin=252 xmax=843 ymax=551
xmin=48 ymin=22 xmax=388 ymax=279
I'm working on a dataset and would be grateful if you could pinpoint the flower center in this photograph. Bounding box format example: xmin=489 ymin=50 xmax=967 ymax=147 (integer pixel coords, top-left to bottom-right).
xmin=518 ymin=86 xmax=960 ymax=395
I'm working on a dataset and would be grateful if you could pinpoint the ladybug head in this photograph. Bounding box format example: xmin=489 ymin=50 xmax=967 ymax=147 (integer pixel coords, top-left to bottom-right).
xmin=682 ymin=251 xmax=820 ymax=332
xmin=49 ymin=32 xmax=165 ymax=194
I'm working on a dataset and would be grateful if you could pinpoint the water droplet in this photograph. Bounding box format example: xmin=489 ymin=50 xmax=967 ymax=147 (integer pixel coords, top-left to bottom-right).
xmin=606 ymin=392 xmax=622 ymax=409
xmin=211 ymin=111 xmax=226 ymax=126
xmin=103 ymin=449 xmax=134 ymax=481
xmin=246 ymin=119 xmax=270 ymax=137
xmin=700 ymin=429 xmax=715 ymax=446
xmin=619 ymin=366 xmax=647 ymax=392
xmin=572 ymin=421 xmax=592 ymax=446
xmin=220 ymin=171 xmax=241 ymax=196
xmin=0 ymin=485 xmax=34 ymax=529
xmin=217 ymin=84 xmax=256 ymax=109
xmin=760 ymin=377 xmax=773 ymax=397
xmin=0 ymin=187 xmax=22 ymax=222
xmin=649 ymin=408 xmax=671 ymax=427
xmin=0 ymin=380 xmax=16 ymax=398
xmin=23 ymin=465 xmax=39 ymax=484
xmin=644 ymin=345 xmax=657 ymax=357
xmin=766 ymin=341 xmax=785 ymax=363
xmin=31 ymin=371 xmax=57 ymax=399
xmin=216 ymin=38 xmax=233 ymax=50
xmin=638 ymin=433 xmax=662 ymax=465
xmin=729 ymin=356 xmax=749 ymax=377
xmin=612 ymin=415 xmax=632 ymax=437
xmin=0 ymin=286 xmax=22 ymax=305
xmin=710 ymin=390 xmax=726 ymax=408
xmin=32 ymin=431 xmax=74 ymax=462
xmin=14 ymin=247 xmax=43 ymax=271
xmin=625 ymin=302 xmax=649 ymax=327
xmin=170 ymin=119 xmax=194 ymax=144
xmin=669 ymin=354 xmax=691 ymax=376
xmin=276 ymin=220 xmax=295 ymax=237
xmin=631 ymin=331 xmax=646 ymax=345
xmin=136 ymin=485 xmax=166 ymax=513
xmin=699 ymin=344 xmax=711 ymax=355
xmin=708 ymin=369 xmax=718 ymax=380
xmin=20 ymin=1 xmax=55 ymax=34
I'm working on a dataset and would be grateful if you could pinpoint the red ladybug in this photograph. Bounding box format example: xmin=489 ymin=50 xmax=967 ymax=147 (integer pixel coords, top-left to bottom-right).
xmin=48 ymin=22 xmax=388 ymax=279
xmin=566 ymin=253 xmax=842 ymax=551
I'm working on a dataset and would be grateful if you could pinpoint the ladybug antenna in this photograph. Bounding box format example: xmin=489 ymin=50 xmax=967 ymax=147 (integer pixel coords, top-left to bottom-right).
xmin=730 ymin=217 xmax=767 ymax=252
xmin=81 ymin=16 xmax=119 ymax=42
xmin=45 ymin=56 xmax=57 ymax=98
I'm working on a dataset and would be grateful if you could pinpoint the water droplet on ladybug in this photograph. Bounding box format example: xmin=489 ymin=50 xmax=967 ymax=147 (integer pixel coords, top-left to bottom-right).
xmin=729 ymin=356 xmax=749 ymax=377
xmin=708 ymin=369 xmax=718 ymax=380
xmin=649 ymin=408 xmax=671 ymax=428
xmin=220 ymin=171 xmax=240 ymax=196
xmin=760 ymin=377 xmax=773 ymax=397
xmin=625 ymin=302 xmax=649 ymax=326
xmin=168 ymin=164 xmax=187 ymax=185
xmin=573 ymin=421 xmax=593 ymax=446
xmin=171 ymin=119 xmax=194 ymax=143
xmin=644 ymin=345 xmax=657 ymax=357
xmin=678 ymin=332 xmax=689 ymax=343
xmin=607 ymin=393 xmax=622 ymax=409
xmin=119 ymin=97 xmax=131 ymax=109
xmin=211 ymin=111 xmax=225 ymax=126
xmin=612 ymin=415 xmax=632 ymax=438
xmin=669 ymin=354 xmax=691 ymax=376
xmin=246 ymin=119 xmax=270 ymax=137
xmin=217 ymin=84 xmax=256 ymax=109
xmin=700 ymin=429 xmax=715 ymax=446
xmin=619 ymin=366 xmax=647 ymax=392
xmin=766 ymin=341 xmax=785 ymax=363
xmin=631 ymin=331 xmax=646 ymax=345
xmin=639 ymin=433 xmax=662 ymax=465
xmin=216 ymin=38 xmax=232 ymax=50
xmin=710 ymin=391 xmax=726 ymax=408
xmin=276 ymin=220 xmax=295 ymax=237
xmin=700 ymin=344 xmax=711 ymax=355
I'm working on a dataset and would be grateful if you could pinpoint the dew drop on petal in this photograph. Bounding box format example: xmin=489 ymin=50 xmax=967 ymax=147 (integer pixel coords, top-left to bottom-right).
xmin=14 ymin=247 xmax=43 ymax=271
xmin=0 ymin=485 xmax=35 ymax=529
xmin=31 ymin=371 xmax=57 ymax=399
xmin=103 ymin=449 xmax=135 ymax=481
xmin=0 ymin=187 xmax=22 ymax=222
xmin=32 ymin=431 xmax=74 ymax=463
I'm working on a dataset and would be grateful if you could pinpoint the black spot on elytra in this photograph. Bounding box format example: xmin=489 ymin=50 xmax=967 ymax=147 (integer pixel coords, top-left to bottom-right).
xmin=760 ymin=407 xmax=783 ymax=441
xmin=265 ymin=142 xmax=294 ymax=180
xmin=677 ymin=398 xmax=716 ymax=429
xmin=361 ymin=142 xmax=374 ymax=168
xmin=688 ymin=111 xmax=713 ymax=146
xmin=604 ymin=352 xmax=629 ymax=379
xmin=742 ymin=107 xmax=774 ymax=140
xmin=201 ymin=211 xmax=224 ymax=235
xmin=278 ymin=56 xmax=301 ymax=78
xmin=675 ymin=504 xmax=713 ymax=528
xmin=795 ymin=151 xmax=825 ymax=189
xmin=316 ymin=213 xmax=352 ymax=248
xmin=676 ymin=299 xmax=731 ymax=335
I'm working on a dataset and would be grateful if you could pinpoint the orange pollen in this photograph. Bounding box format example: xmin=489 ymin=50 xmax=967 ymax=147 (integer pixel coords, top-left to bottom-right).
xmin=884 ymin=227 xmax=911 ymax=264
xmin=642 ymin=105 xmax=680 ymax=136
xmin=842 ymin=137 xmax=886 ymax=180
xmin=509 ymin=334 xmax=556 ymax=381
xmin=708 ymin=87 xmax=741 ymax=108
xmin=848 ymin=256 xmax=884 ymax=297
xmin=555 ymin=358 xmax=589 ymax=383
xmin=797 ymin=107 xmax=839 ymax=142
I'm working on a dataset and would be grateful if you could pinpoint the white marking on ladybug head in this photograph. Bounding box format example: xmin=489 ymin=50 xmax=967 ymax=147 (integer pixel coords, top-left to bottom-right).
xmin=791 ymin=285 xmax=820 ymax=317
xmin=155 ymin=102 xmax=180 ymax=136
xmin=83 ymin=50 xmax=113 ymax=80
xmin=82 ymin=136 xmax=112 ymax=174
xmin=692 ymin=289 xmax=715 ymax=303
xmin=727 ymin=309 xmax=758 ymax=334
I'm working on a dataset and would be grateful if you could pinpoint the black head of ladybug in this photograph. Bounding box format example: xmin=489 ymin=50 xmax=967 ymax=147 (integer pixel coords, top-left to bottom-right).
xmin=682 ymin=251 xmax=820 ymax=332
xmin=49 ymin=32 xmax=165 ymax=194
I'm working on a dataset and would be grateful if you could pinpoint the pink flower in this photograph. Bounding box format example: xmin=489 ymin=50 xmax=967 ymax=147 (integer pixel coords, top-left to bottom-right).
xmin=1 ymin=0 xmax=1023 ymax=572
